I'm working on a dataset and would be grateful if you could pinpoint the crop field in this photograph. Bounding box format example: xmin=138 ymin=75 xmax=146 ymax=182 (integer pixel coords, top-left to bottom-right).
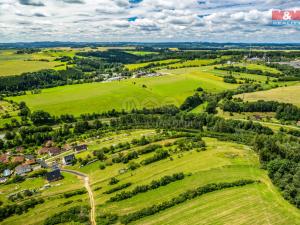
xmin=68 ymin=133 xmax=300 ymax=225
xmin=8 ymin=68 xmax=238 ymax=116
xmin=236 ymin=84 xmax=300 ymax=106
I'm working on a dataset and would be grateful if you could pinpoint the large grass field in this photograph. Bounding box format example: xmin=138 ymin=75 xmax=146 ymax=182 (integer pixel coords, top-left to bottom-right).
xmin=8 ymin=68 xmax=238 ymax=116
xmin=236 ymin=84 xmax=300 ymax=106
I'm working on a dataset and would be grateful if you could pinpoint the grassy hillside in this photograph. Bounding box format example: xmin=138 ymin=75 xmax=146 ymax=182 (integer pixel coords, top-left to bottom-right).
xmin=73 ymin=133 xmax=300 ymax=225
xmin=8 ymin=69 xmax=237 ymax=116
xmin=236 ymin=84 xmax=300 ymax=106
xmin=1 ymin=130 xmax=300 ymax=225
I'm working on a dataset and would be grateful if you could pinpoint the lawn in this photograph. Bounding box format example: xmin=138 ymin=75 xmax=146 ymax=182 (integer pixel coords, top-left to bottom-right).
xmin=236 ymin=83 xmax=300 ymax=107
xmin=8 ymin=68 xmax=238 ymax=116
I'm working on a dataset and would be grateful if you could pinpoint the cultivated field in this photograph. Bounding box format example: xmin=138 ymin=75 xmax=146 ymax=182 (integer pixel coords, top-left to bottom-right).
xmin=236 ymin=84 xmax=300 ymax=106
xmin=8 ymin=68 xmax=238 ymax=116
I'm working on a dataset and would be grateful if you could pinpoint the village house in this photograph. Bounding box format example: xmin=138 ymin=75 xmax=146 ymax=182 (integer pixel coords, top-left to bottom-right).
xmin=38 ymin=147 xmax=50 ymax=155
xmin=24 ymin=159 xmax=36 ymax=166
xmin=3 ymin=169 xmax=11 ymax=177
xmin=16 ymin=146 xmax=25 ymax=153
xmin=12 ymin=156 xmax=25 ymax=164
xmin=74 ymin=144 xmax=88 ymax=153
xmin=0 ymin=154 xmax=9 ymax=164
xmin=0 ymin=177 xmax=7 ymax=183
xmin=62 ymin=154 xmax=76 ymax=165
xmin=15 ymin=164 xmax=32 ymax=175
xmin=46 ymin=169 xmax=63 ymax=182
xmin=48 ymin=147 xmax=62 ymax=157
xmin=36 ymin=159 xmax=48 ymax=168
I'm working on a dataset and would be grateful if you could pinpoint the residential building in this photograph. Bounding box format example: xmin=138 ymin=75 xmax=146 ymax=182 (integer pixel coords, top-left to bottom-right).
xmin=46 ymin=169 xmax=62 ymax=182
xmin=62 ymin=154 xmax=76 ymax=165
xmin=74 ymin=144 xmax=88 ymax=153
xmin=15 ymin=164 xmax=32 ymax=175
xmin=3 ymin=169 xmax=11 ymax=177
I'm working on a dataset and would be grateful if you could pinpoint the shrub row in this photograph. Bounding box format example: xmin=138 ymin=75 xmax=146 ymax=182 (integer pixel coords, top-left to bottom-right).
xmin=103 ymin=183 xmax=132 ymax=194
xmin=140 ymin=149 xmax=170 ymax=165
xmin=108 ymin=173 xmax=185 ymax=202
xmin=120 ymin=180 xmax=257 ymax=224
xmin=44 ymin=205 xmax=90 ymax=225
xmin=137 ymin=144 xmax=162 ymax=155
xmin=63 ymin=188 xmax=87 ymax=198
xmin=0 ymin=198 xmax=44 ymax=221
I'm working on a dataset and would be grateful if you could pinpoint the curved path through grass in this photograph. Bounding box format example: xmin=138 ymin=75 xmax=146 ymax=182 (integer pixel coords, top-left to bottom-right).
xmin=61 ymin=169 xmax=96 ymax=225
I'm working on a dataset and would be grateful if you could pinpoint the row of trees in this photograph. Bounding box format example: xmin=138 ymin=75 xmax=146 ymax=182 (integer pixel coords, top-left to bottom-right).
xmin=221 ymin=99 xmax=300 ymax=121
xmin=108 ymin=173 xmax=185 ymax=202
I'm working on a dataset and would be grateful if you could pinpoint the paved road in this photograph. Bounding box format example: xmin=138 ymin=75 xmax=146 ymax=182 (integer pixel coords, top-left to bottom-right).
xmin=61 ymin=169 xmax=96 ymax=225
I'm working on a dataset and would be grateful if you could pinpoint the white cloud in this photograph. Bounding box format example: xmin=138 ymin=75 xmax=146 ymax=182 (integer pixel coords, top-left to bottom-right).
xmin=0 ymin=0 xmax=299 ymax=42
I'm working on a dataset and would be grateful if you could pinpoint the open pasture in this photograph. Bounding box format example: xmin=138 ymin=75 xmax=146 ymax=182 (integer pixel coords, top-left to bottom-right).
xmin=8 ymin=68 xmax=238 ymax=116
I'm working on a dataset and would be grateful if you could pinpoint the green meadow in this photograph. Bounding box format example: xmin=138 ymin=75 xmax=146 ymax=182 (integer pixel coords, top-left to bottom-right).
xmin=8 ymin=68 xmax=238 ymax=116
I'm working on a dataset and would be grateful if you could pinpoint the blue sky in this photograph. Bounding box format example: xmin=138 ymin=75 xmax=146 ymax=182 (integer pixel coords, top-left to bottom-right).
xmin=0 ymin=0 xmax=299 ymax=43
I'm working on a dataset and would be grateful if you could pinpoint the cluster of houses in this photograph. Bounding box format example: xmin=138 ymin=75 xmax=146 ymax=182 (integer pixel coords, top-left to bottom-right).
xmin=0 ymin=153 xmax=48 ymax=183
xmin=0 ymin=142 xmax=88 ymax=184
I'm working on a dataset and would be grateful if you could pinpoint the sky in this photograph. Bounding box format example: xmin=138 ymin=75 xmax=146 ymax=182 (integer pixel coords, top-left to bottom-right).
xmin=0 ymin=0 xmax=299 ymax=43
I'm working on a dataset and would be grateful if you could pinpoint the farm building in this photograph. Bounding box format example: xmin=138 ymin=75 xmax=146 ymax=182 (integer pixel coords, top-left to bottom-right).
xmin=46 ymin=169 xmax=63 ymax=182
xmin=62 ymin=154 xmax=76 ymax=165
xmin=15 ymin=164 xmax=32 ymax=175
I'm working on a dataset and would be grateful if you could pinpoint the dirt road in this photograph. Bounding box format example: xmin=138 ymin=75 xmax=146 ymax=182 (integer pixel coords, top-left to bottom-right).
xmin=61 ymin=169 xmax=96 ymax=225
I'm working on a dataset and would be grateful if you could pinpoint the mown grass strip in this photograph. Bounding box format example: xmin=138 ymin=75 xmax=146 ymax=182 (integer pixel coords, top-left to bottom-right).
xmin=120 ymin=179 xmax=258 ymax=224
xmin=108 ymin=173 xmax=185 ymax=202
